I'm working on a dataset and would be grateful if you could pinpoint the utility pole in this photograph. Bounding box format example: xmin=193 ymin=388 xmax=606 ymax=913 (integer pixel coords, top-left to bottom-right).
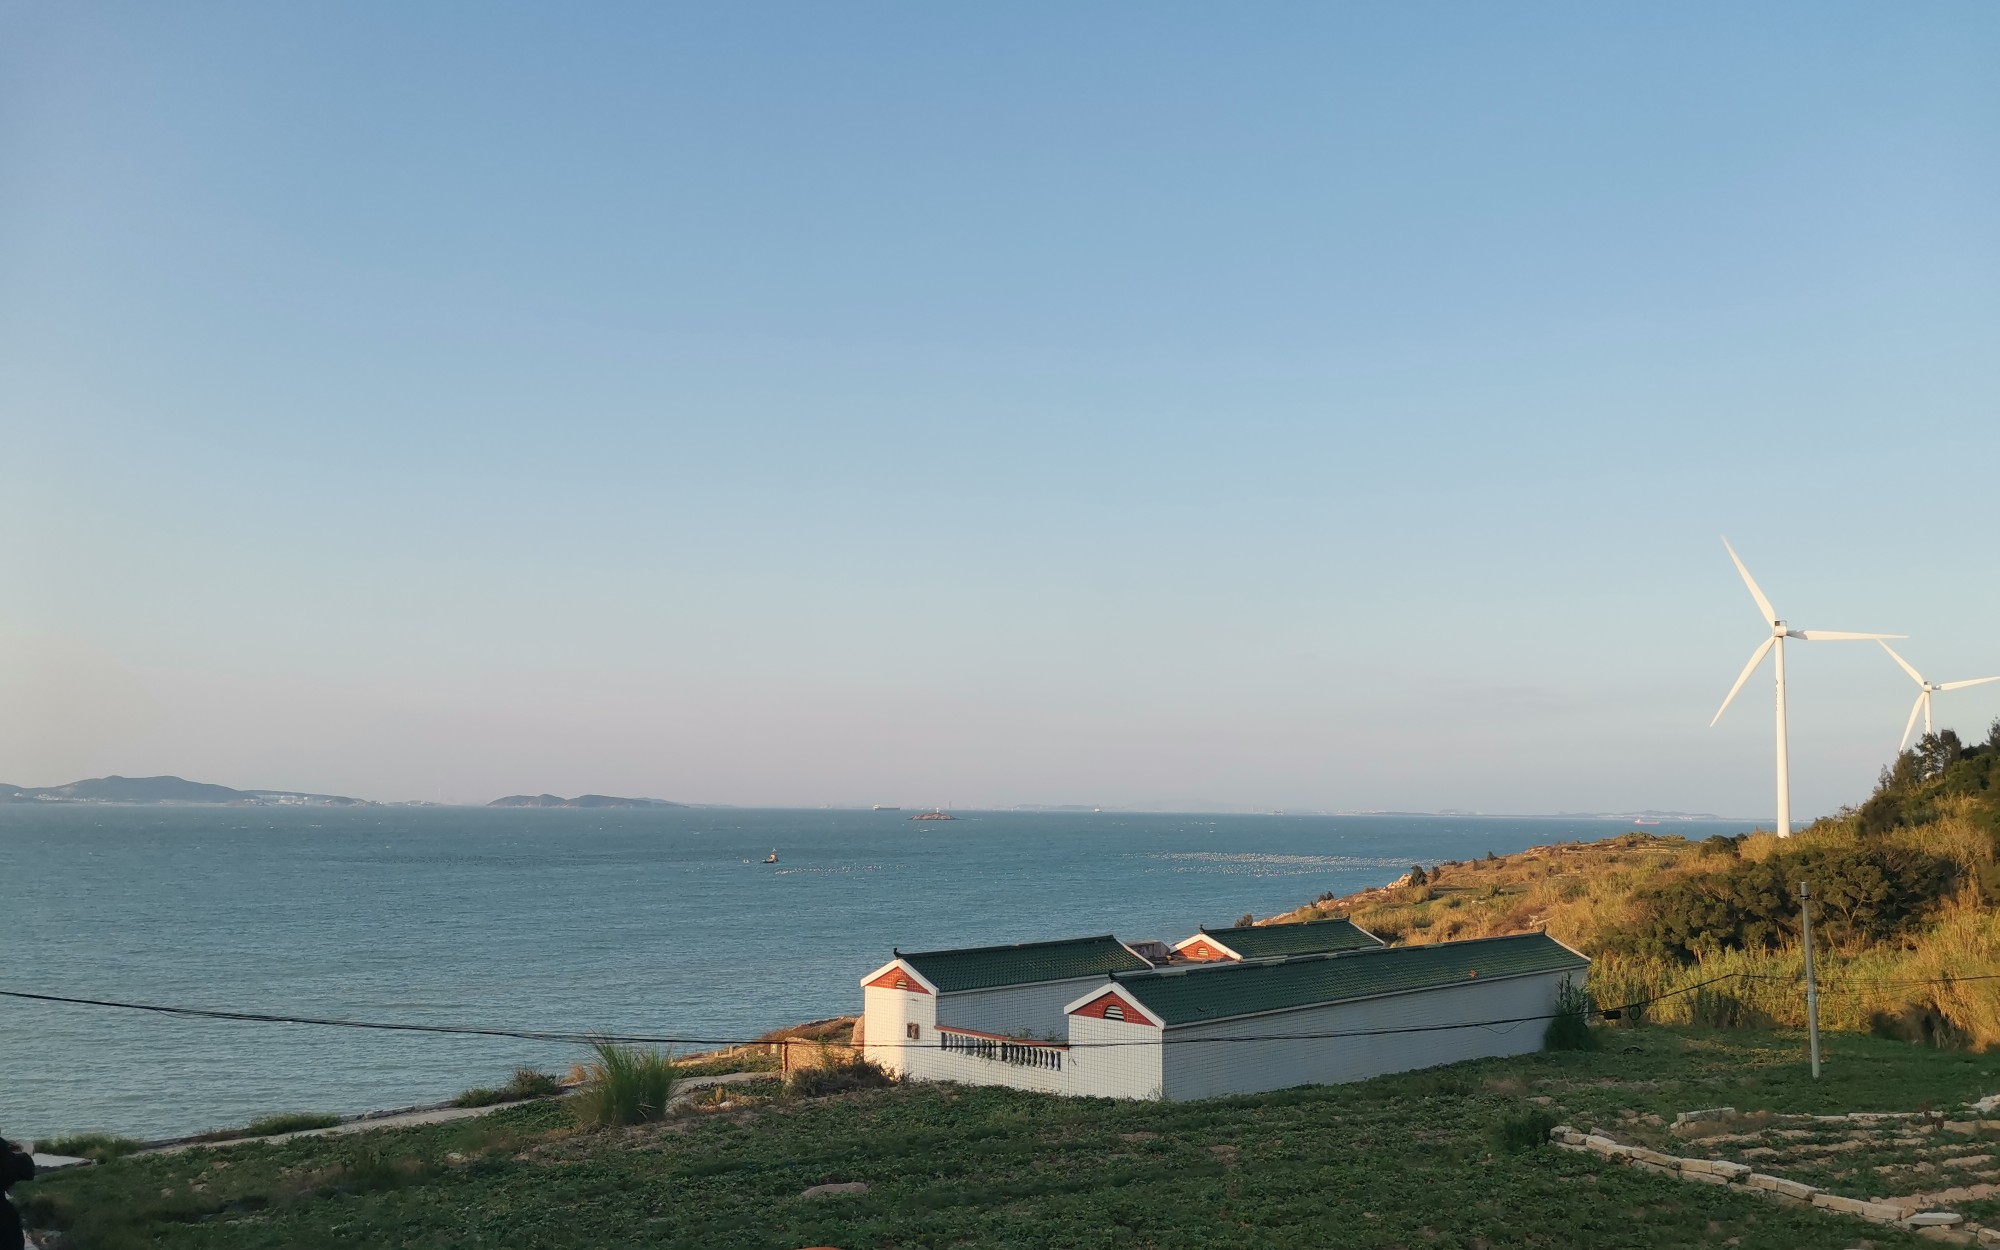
xmin=1800 ymin=880 xmax=1821 ymax=1079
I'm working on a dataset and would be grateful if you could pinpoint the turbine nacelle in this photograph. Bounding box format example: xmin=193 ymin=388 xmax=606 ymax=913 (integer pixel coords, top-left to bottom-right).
xmin=1878 ymin=641 xmax=2000 ymax=753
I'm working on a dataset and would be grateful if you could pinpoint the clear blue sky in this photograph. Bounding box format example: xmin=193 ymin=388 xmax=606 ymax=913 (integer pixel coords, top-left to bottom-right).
xmin=3 ymin=4 xmax=1995 ymax=814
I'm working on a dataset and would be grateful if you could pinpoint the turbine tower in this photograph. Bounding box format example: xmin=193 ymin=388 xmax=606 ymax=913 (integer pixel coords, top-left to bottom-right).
xmin=1709 ymin=538 xmax=1903 ymax=837
xmin=1877 ymin=642 xmax=2000 ymax=754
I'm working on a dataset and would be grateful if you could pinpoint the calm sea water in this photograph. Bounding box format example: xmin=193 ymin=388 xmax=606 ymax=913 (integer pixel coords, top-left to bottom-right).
xmin=0 ymin=805 xmax=1749 ymax=1139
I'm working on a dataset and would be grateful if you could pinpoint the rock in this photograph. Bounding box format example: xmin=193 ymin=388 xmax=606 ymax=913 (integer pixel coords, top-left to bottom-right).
xmin=1945 ymin=1122 xmax=1980 ymax=1135
xmin=800 ymin=1182 xmax=869 ymax=1199
xmin=1748 ymin=1173 xmax=1821 ymax=1200
xmin=1813 ymin=1192 xmax=1913 ymax=1223
xmin=1675 ymin=1107 xmax=1736 ymax=1125
xmin=1977 ymin=1226 xmax=2000 ymax=1245
xmin=1629 ymin=1148 xmax=1680 ymax=1169
xmin=1914 ymin=1229 xmax=1975 ymax=1245
xmin=1908 ymin=1214 xmax=1967 ymax=1227
xmin=1706 ymin=1160 xmax=1752 ymax=1180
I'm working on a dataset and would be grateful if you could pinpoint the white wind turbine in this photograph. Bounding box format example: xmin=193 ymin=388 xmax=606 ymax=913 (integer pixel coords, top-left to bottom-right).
xmin=1877 ymin=642 xmax=2000 ymax=754
xmin=1710 ymin=538 xmax=1904 ymax=837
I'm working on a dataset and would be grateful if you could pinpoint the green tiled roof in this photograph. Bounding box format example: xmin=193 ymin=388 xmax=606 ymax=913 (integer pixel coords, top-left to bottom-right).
xmin=899 ymin=935 xmax=1151 ymax=994
xmin=1114 ymin=933 xmax=1588 ymax=1027
xmin=1196 ymin=917 xmax=1383 ymax=959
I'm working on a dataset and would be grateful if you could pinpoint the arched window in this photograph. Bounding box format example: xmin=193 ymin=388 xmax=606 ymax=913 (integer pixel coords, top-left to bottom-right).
xmin=895 ymin=976 xmax=910 ymax=990
xmin=1103 ymin=1003 xmax=1125 ymax=1020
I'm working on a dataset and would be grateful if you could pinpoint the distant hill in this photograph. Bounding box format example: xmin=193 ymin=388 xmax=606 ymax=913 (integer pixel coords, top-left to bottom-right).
xmin=0 ymin=775 xmax=369 ymax=806
xmin=487 ymin=793 xmax=687 ymax=809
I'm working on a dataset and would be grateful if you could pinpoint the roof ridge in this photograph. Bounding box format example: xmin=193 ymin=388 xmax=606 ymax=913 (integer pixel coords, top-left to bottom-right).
xmin=898 ymin=932 xmax=1122 ymax=960
xmin=1205 ymin=915 xmax=1356 ymax=935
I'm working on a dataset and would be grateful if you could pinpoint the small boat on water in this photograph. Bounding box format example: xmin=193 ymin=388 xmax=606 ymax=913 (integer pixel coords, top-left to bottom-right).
xmin=910 ymin=807 xmax=955 ymax=822
xmin=764 ymin=850 xmax=779 ymax=863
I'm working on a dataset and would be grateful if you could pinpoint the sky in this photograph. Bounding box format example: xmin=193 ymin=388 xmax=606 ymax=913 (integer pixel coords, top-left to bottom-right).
xmin=2 ymin=4 xmax=1996 ymax=815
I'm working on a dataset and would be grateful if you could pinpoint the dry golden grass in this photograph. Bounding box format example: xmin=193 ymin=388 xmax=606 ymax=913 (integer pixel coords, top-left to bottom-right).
xmin=1271 ymin=809 xmax=2000 ymax=1046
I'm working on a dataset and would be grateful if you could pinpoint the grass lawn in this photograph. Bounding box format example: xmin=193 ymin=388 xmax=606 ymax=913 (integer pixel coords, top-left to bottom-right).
xmin=23 ymin=1026 xmax=1998 ymax=1249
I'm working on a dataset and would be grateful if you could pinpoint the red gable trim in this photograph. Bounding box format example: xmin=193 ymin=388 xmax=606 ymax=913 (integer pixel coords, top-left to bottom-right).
xmin=866 ymin=966 xmax=931 ymax=994
xmin=1071 ymin=990 xmax=1157 ymax=1026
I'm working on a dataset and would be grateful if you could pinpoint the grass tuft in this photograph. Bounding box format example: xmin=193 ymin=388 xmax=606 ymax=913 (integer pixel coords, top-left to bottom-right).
xmin=31 ymin=1133 xmax=143 ymax=1162
xmin=1490 ymin=1108 xmax=1559 ymax=1153
xmin=242 ymin=1112 xmax=343 ymax=1137
xmin=572 ymin=1041 xmax=677 ymax=1127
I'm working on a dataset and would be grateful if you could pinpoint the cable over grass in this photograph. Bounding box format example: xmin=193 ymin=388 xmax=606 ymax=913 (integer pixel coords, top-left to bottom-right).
xmin=572 ymin=1041 xmax=677 ymax=1127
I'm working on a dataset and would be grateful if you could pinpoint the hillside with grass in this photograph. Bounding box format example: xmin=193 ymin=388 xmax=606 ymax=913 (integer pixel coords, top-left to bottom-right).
xmin=1272 ymin=723 xmax=2000 ymax=1047
xmin=19 ymin=1029 xmax=1987 ymax=1249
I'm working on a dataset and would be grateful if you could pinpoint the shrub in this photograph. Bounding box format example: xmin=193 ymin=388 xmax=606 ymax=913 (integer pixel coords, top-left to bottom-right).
xmin=1688 ymin=988 xmax=1771 ymax=1030
xmin=507 ymin=1066 xmax=561 ymax=1098
xmin=572 ymin=1041 xmax=677 ymax=1127
xmin=785 ymin=1051 xmax=893 ymax=1098
xmin=1629 ymin=842 xmax=1959 ymax=963
xmin=32 ymin=1133 xmax=143 ymax=1162
xmin=1544 ymin=976 xmax=1599 ymax=1052
xmin=1491 ymin=1109 xmax=1559 ymax=1153
xmin=243 ymin=1112 xmax=342 ymax=1137
xmin=451 ymin=1066 xmax=562 ymax=1108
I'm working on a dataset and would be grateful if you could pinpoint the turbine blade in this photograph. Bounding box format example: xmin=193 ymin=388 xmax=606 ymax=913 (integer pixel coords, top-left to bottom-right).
xmin=1712 ymin=637 xmax=1776 ymax=726
xmin=1789 ymin=630 xmax=1907 ymax=641
xmin=1722 ymin=537 xmax=1779 ymax=624
xmin=1877 ymin=640 xmax=1925 ymax=686
xmin=1939 ymin=676 xmax=2000 ymax=692
xmin=1900 ymin=692 xmax=1925 ymax=753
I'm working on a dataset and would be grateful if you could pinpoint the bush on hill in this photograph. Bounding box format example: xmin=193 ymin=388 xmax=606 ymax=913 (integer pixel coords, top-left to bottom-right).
xmin=1276 ymin=726 xmax=2000 ymax=1047
xmin=1625 ymin=841 xmax=1959 ymax=963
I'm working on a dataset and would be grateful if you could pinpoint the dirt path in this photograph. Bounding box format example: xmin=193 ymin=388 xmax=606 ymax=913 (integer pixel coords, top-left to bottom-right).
xmin=141 ymin=1071 xmax=771 ymax=1155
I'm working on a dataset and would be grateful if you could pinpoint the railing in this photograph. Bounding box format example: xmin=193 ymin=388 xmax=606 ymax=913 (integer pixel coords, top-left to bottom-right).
xmin=938 ymin=1028 xmax=1065 ymax=1071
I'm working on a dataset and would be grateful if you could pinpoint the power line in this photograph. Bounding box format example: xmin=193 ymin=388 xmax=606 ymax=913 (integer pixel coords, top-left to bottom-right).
xmin=0 ymin=975 xmax=1727 ymax=1051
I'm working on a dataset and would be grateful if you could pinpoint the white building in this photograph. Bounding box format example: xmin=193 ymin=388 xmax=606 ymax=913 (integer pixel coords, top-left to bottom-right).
xmin=1064 ymin=931 xmax=1590 ymax=1100
xmin=859 ymin=934 xmax=1152 ymax=1093
xmin=862 ymin=929 xmax=1589 ymax=1101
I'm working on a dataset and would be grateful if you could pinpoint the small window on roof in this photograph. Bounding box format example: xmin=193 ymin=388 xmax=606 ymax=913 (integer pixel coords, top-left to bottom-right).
xmin=1103 ymin=1003 xmax=1125 ymax=1020
xmin=895 ymin=976 xmax=910 ymax=990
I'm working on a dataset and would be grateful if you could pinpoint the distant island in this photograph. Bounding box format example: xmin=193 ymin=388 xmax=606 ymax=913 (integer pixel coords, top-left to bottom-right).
xmin=487 ymin=794 xmax=687 ymax=809
xmin=0 ymin=775 xmax=369 ymax=806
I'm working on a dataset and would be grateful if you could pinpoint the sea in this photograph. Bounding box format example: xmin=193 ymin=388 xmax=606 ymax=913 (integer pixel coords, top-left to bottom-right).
xmin=0 ymin=804 xmax=1751 ymax=1140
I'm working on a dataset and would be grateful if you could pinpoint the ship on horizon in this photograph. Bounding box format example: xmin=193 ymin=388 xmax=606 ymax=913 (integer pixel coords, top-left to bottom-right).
xmin=872 ymin=804 xmax=901 ymax=811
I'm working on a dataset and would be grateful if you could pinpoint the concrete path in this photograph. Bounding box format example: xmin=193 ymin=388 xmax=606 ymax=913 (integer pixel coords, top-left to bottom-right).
xmin=144 ymin=1070 xmax=771 ymax=1155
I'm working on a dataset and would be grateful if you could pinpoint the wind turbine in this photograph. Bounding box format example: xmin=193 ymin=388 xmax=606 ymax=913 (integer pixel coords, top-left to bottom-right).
xmin=1877 ymin=642 xmax=2000 ymax=754
xmin=1709 ymin=538 xmax=1903 ymax=837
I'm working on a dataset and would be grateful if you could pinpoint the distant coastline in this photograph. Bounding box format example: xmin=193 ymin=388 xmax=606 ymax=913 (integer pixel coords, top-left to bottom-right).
xmin=0 ymin=775 xmax=1752 ymax=821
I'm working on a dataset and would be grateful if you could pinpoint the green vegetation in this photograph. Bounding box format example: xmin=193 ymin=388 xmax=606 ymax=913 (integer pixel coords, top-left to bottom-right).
xmin=30 ymin=1134 xmax=143 ymax=1163
xmin=781 ymin=1049 xmax=894 ymax=1098
xmin=1543 ymin=976 xmax=1598 ymax=1052
xmin=20 ymin=1027 xmax=1976 ymax=1249
xmin=240 ymin=1112 xmax=343 ymax=1137
xmin=571 ymin=1041 xmax=677 ymax=1127
xmin=1278 ymin=723 xmax=2000 ymax=1047
xmin=452 ymin=1067 xmax=563 ymax=1108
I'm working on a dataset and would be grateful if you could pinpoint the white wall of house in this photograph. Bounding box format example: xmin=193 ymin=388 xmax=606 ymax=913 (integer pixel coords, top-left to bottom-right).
xmin=860 ymin=983 xmax=936 ymax=1077
xmin=1064 ymin=1012 xmax=1166 ymax=1100
xmin=1158 ymin=969 xmax=1574 ymax=1101
xmin=933 ymin=977 xmax=1111 ymax=1040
